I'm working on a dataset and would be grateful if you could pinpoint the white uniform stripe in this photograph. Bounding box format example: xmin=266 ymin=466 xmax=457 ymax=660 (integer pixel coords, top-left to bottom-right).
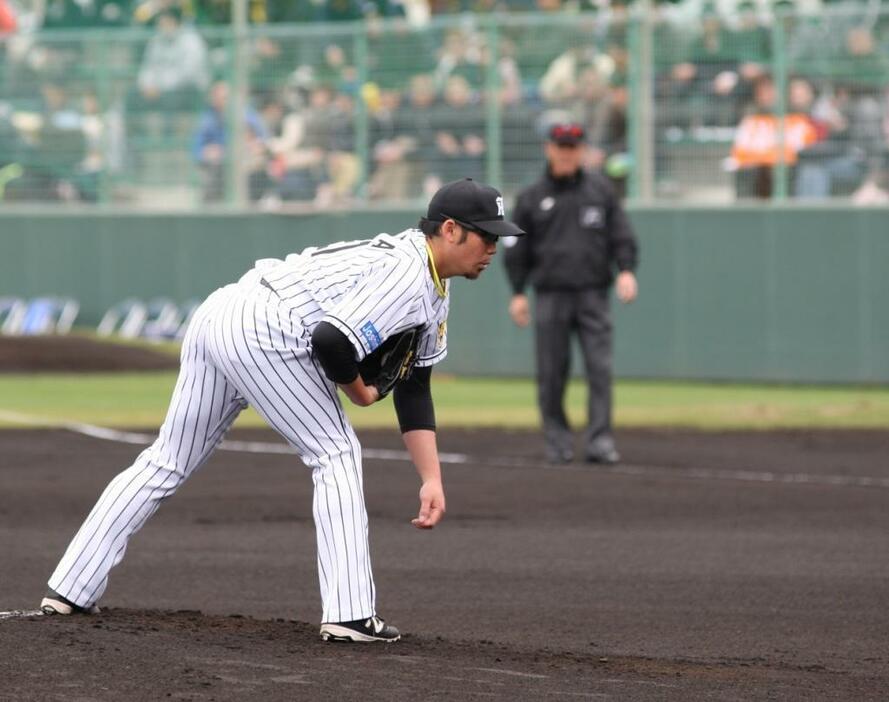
xmin=75 ymin=352 xmax=243 ymax=603
xmin=259 ymin=304 xmax=346 ymax=438
xmin=244 ymin=294 xmax=347 ymax=455
xmin=367 ymin=265 xmax=424 ymax=328
xmin=217 ymin=296 xmax=317 ymax=460
xmin=329 ymin=459 xmax=358 ymax=618
xmin=51 ymin=295 xmax=244 ymax=604
xmin=54 ymin=370 xmax=244 ymax=606
xmin=216 ymin=289 xmax=371 ymax=620
xmin=59 ymin=336 xmax=206 ymax=594
xmin=81 ymin=395 xmax=244 ymax=605
xmin=305 ymin=351 xmax=375 ymax=615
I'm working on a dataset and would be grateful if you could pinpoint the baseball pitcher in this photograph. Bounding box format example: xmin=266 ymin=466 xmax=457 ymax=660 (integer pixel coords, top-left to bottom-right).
xmin=40 ymin=178 xmax=524 ymax=643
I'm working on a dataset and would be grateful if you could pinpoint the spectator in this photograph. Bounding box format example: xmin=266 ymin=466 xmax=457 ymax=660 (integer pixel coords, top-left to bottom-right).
xmin=191 ymin=81 xmax=271 ymax=203
xmin=322 ymin=0 xmax=364 ymax=22
xmin=41 ymin=0 xmax=128 ymax=29
xmin=433 ymin=26 xmax=486 ymax=91
xmin=264 ymin=1 xmax=342 ymax=23
xmin=12 ymin=82 xmax=90 ymax=202
xmin=368 ymin=88 xmax=414 ymax=200
xmin=539 ymin=44 xmax=615 ymax=107
xmin=430 ymin=74 xmax=486 ymax=185
xmin=0 ymin=0 xmax=17 ymax=104
xmin=264 ymin=84 xmax=343 ymax=203
xmin=584 ymin=78 xmax=630 ymax=198
xmin=433 ymin=24 xmax=521 ymax=105
xmin=191 ymin=0 xmax=274 ymax=25
xmin=0 ymin=0 xmax=16 ymax=34
xmin=75 ymin=90 xmax=109 ymax=202
xmin=263 ymin=84 xmax=351 ymax=208
xmin=492 ymin=37 xmax=523 ymax=107
xmin=400 ymin=73 xmax=441 ymax=197
xmin=728 ymin=74 xmax=820 ymax=199
xmin=130 ymin=8 xmax=209 ymax=122
xmin=793 ymin=78 xmax=865 ymax=199
xmin=852 ymin=145 xmax=889 ymax=204
xmin=661 ymin=7 xmax=768 ymax=131
xmin=367 ymin=16 xmax=436 ymax=91
xmin=840 ymin=26 xmax=889 ymax=85
xmin=322 ymin=90 xmax=360 ymax=204
xmin=315 ymin=43 xmax=358 ymax=94
xmin=362 ymin=0 xmax=408 ymax=20
xmin=851 ymin=88 xmax=889 ymax=204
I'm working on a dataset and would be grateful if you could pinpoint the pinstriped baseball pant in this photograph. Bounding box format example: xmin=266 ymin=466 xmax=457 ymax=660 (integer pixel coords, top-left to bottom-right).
xmin=48 ymin=277 xmax=376 ymax=624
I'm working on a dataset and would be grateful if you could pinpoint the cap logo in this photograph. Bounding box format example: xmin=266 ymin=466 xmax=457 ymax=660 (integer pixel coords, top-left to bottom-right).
xmin=496 ymin=196 xmax=504 ymax=217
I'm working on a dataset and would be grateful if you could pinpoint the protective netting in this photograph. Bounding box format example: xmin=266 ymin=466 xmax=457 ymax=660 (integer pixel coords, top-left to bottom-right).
xmin=0 ymin=6 xmax=886 ymax=207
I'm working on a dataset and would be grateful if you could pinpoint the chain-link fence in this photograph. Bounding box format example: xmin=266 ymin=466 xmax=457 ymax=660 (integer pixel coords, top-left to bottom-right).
xmin=1 ymin=7 xmax=887 ymax=208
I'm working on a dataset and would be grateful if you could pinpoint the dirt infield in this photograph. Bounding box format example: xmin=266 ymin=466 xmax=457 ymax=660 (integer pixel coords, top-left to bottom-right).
xmin=2 ymin=426 xmax=888 ymax=700
xmin=0 ymin=335 xmax=179 ymax=373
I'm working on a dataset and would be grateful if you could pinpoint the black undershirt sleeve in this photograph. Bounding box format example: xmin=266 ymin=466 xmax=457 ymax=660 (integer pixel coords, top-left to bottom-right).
xmin=393 ymin=365 xmax=435 ymax=433
xmin=311 ymin=321 xmax=359 ymax=385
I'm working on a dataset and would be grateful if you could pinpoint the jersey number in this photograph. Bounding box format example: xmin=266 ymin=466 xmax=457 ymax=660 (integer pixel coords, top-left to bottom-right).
xmin=311 ymin=239 xmax=395 ymax=256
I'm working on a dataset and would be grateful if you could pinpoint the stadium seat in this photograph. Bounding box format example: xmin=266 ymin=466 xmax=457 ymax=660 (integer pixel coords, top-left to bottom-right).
xmin=0 ymin=297 xmax=27 ymax=335
xmin=173 ymin=299 xmax=202 ymax=340
xmin=16 ymin=297 xmax=79 ymax=335
xmin=139 ymin=298 xmax=183 ymax=341
xmin=97 ymin=298 xmax=149 ymax=338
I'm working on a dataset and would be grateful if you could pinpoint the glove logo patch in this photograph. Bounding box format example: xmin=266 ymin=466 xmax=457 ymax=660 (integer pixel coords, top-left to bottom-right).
xmin=360 ymin=321 xmax=382 ymax=351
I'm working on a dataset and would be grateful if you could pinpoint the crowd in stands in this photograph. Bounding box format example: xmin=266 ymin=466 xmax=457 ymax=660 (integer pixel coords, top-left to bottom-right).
xmin=0 ymin=0 xmax=602 ymax=30
xmin=0 ymin=0 xmax=888 ymax=205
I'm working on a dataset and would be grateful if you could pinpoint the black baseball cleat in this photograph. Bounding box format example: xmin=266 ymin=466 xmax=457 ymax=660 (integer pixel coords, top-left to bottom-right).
xmin=320 ymin=615 xmax=401 ymax=643
xmin=585 ymin=448 xmax=620 ymax=465
xmin=39 ymin=589 xmax=101 ymax=616
xmin=545 ymin=446 xmax=574 ymax=465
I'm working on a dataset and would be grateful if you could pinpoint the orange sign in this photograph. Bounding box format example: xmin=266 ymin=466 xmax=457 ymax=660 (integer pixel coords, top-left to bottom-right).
xmin=731 ymin=114 xmax=820 ymax=167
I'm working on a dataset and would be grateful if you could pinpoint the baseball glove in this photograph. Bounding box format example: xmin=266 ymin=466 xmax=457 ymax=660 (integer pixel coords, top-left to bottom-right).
xmin=358 ymin=326 xmax=423 ymax=399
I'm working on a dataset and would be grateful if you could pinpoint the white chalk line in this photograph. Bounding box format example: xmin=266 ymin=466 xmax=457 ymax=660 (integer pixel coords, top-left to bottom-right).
xmin=1 ymin=409 xmax=887 ymax=490
xmin=471 ymin=667 xmax=548 ymax=679
xmin=0 ymin=610 xmax=44 ymax=620
xmin=0 ymin=409 xmax=467 ymax=463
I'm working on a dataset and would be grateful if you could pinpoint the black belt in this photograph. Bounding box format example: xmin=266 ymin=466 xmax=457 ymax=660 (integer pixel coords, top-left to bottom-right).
xmin=260 ymin=277 xmax=279 ymax=297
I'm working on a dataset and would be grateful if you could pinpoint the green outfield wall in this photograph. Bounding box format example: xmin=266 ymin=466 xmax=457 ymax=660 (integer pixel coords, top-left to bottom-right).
xmin=1 ymin=207 xmax=887 ymax=383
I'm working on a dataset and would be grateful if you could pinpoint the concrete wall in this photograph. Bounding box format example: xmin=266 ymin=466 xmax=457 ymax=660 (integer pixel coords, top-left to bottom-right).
xmin=2 ymin=206 xmax=887 ymax=383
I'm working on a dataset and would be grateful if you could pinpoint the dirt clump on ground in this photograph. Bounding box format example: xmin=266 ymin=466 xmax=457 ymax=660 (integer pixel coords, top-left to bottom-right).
xmin=0 ymin=335 xmax=179 ymax=373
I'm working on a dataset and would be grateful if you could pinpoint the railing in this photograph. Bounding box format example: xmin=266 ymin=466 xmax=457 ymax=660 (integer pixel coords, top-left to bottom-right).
xmin=1 ymin=7 xmax=887 ymax=209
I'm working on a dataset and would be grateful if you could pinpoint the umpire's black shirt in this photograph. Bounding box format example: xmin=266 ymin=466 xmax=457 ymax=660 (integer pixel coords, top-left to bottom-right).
xmin=505 ymin=168 xmax=639 ymax=293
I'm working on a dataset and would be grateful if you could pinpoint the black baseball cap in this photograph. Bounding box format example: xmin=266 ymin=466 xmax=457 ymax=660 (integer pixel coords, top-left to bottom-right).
xmin=424 ymin=178 xmax=525 ymax=238
xmin=548 ymin=122 xmax=586 ymax=146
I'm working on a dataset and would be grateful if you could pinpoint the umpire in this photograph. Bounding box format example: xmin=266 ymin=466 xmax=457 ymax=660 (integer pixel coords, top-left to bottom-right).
xmin=504 ymin=123 xmax=639 ymax=465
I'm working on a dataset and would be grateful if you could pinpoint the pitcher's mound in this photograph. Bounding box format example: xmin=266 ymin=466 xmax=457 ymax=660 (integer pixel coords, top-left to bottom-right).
xmin=0 ymin=335 xmax=179 ymax=373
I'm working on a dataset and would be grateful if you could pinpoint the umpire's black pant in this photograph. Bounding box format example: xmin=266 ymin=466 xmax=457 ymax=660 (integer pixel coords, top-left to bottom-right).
xmin=534 ymin=288 xmax=614 ymax=455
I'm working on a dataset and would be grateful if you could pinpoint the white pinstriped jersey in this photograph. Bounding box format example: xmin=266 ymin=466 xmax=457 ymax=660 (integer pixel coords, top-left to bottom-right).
xmin=254 ymin=228 xmax=449 ymax=367
xmin=47 ymin=229 xmax=450 ymax=626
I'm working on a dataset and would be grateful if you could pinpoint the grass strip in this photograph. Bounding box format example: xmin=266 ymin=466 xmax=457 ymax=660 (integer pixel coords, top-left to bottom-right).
xmin=0 ymin=373 xmax=887 ymax=431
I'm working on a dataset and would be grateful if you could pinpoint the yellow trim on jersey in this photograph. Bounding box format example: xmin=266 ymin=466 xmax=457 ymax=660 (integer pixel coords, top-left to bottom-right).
xmin=425 ymin=242 xmax=447 ymax=298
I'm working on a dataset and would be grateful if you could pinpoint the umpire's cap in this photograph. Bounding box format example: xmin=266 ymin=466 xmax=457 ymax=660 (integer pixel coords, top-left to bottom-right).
xmin=423 ymin=178 xmax=525 ymax=238
xmin=548 ymin=122 xmax=586 ymax=146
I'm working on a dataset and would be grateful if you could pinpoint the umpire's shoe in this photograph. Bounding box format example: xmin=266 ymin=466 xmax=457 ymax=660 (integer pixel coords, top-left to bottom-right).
xmin=585 ymin=447 xmax=620 ymax=465
xmin=320 ymin=615 xmax=400 ymax=643
xmin=40 ymin=589 xmax=101 ymax=615
xmin=546 ymin=447 xmax=574 ymax=464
